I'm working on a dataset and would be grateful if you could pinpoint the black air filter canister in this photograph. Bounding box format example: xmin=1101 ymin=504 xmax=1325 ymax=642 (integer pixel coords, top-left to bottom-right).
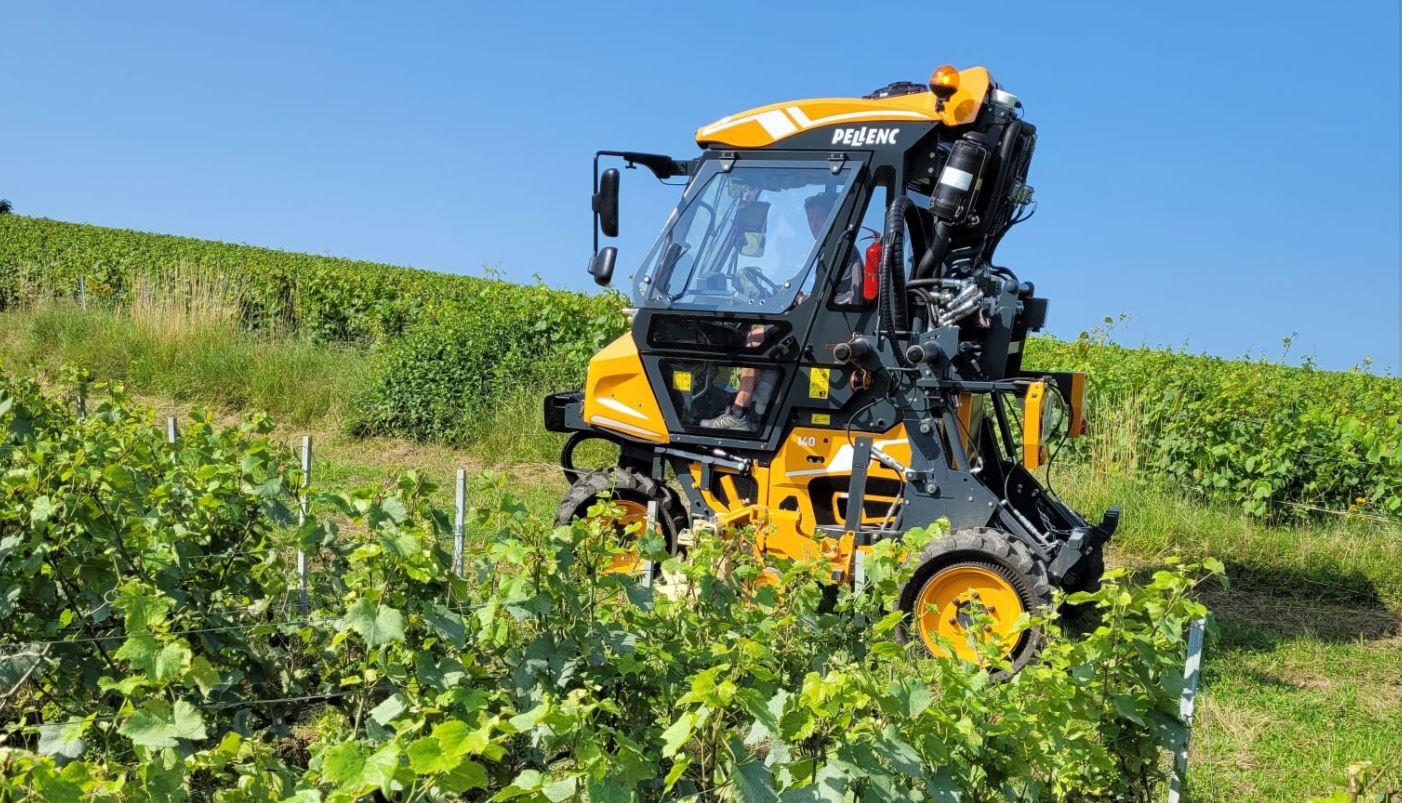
xmin=930 ymin=133 xmax=989 ymax=225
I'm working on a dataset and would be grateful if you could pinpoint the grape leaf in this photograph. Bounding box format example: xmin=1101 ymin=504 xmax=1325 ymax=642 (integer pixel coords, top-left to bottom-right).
xmin=408 ymin=735 xmax=459 ymax=774
xmin=321 ymin=741 xmax=366 ymax=786
xmin=344 ymin=598 xmax=405 ymax=647
xmin=118 ymin=700 xmax=206 ymax=748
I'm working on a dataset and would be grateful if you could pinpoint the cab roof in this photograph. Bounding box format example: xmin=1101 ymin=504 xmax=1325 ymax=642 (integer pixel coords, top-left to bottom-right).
xmin=695 ymin=66 xmax=993 ymax=149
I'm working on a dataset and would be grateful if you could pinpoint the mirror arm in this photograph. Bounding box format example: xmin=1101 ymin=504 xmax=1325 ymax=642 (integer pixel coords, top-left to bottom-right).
xmin=591 ymin=152 xmax=602 ymax=255
xmin=596 ymin=150 xmax=688 ymax=181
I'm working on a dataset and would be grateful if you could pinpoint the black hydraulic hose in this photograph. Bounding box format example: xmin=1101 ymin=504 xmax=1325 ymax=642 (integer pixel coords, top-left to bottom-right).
xmin=986 ymin=120 xmax=1023 ymax=229
xmin=989 ymin=265 xmax=1019 ymax=283
xmin=983 ymin=121 xmax=1028 ymax=258
xmin=902 ymin=202 xmax=928 ymax=262
xmin=992 ymin=121 xmax=1023 ymax=200
xmin=913 ymin=220 xmax=953 ymax=281
xmin=880 ymin=196 xmax=913 ymax=339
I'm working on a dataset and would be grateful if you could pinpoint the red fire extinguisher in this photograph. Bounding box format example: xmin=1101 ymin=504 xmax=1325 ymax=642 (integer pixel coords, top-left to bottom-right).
xmin=862 ymin=240 xmax=882 ymax=303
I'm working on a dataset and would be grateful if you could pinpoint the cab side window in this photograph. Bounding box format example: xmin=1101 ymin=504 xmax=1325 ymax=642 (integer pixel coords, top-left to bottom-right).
xmin=830 ymin=184 xmax=889 ymax=308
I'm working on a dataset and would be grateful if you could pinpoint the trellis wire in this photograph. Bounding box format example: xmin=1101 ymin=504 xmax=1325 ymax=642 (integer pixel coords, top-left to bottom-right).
xmin=0 ymin=645 xmax=50 ymax=700
xmin=674 ymin=781 xmax=732 ymax=802
xmin=11 ymin=685 xmax=404 ymax=734
xmin=0 ymin=600 xmax=496 ymax=654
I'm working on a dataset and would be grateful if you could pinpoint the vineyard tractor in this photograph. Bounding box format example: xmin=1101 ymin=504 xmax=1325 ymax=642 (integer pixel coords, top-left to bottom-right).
xmin=545 ymin=65 xmax=1119 ymax=669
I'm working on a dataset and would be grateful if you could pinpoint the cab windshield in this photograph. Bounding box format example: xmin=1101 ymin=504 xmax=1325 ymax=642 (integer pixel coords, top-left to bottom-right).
xmin=631 ymin=159 xmax=859 ymax=313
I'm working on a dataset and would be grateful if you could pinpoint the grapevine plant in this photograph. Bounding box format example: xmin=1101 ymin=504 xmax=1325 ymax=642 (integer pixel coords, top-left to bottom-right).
xmin=0 ymin=369 xmax=1219 ymax=801
xmin=1028 ymin=329 xmax=1402 ymax=519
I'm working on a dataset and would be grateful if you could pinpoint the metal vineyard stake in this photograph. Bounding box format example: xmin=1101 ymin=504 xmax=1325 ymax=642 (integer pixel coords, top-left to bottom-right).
xmin=297 ymin=435 xmax=312 ymax=616
xmin=453 ymin=468 xmax=466 ymax=578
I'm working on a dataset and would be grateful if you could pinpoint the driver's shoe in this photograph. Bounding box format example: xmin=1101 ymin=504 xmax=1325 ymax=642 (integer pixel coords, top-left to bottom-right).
xmin=700 ymin=412 xmax=756 ymax=431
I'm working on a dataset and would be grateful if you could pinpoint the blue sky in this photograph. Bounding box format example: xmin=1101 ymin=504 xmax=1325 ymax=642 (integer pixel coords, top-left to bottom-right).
xmin=3 ymin=2 xmax=1398 ymax=372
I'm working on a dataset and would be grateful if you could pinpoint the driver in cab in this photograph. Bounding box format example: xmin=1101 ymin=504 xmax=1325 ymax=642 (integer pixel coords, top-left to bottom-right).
xmin=702 ymin=189 xmax=863 ymax=430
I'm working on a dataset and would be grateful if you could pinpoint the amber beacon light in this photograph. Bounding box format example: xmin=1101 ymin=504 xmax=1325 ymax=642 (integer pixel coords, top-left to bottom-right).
xmin=929 ymin=64 xmax=961 ymax=98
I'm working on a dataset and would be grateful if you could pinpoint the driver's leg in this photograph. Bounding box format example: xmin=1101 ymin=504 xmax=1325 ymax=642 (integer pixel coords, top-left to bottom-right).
xmin=734 ymin=326 xmax=764 ymax=408
xmin=702 ymin=326 xmax=766 ymax=431
xmin=701 ymin=366 xmax=757 ymax=430
xmin=734 ymin=368 xmax=758 ymax=409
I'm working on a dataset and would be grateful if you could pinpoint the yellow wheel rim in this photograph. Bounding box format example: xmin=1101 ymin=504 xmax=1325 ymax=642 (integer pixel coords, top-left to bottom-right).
xmin=914 ymin=563 xmax=1025 ymax=662
xmin=587 ymin=498 xmax=648 ymax=574
xmin=754 ymin=566 xmax=784 ymax=589
xmin=747 ymin=566 xmax=784 ymax=598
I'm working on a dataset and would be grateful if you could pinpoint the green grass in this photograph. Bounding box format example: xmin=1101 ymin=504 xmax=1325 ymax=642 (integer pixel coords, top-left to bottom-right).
xmin=1055 ymin=463 xmax=1402 ymax=610
xmin=0 ymin=302 xmax=373 ymax=428
xmin=0 ymin=300 xmax=579 ymax=469
xmin=1191 ymin=622 xmax=1401 ymax=801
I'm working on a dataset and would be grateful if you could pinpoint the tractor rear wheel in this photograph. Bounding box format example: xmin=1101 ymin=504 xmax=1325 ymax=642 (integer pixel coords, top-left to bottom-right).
xmin=898 ymin=529 xmax=1051 ymax=674
xmin=555 ymin=468 xmax=682 ymax=573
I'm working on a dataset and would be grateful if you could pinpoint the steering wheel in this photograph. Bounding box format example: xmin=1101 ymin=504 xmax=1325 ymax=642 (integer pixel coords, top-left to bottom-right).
xmin=731 ymin=265 xmax=781 ymax=305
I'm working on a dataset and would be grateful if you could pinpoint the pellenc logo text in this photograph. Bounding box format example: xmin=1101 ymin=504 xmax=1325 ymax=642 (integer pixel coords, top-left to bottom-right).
xmin=831 ymin=127 xmax=900 ymax=146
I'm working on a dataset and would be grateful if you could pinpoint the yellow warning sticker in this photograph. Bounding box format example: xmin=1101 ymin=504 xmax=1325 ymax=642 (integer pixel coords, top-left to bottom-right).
xmin=672 ymin=371 xmax=692 ymax=392
xmin=809 ymin=367 xmax=830 ymax=399
xmin=811 ymin=413 xmax=832 ymax=425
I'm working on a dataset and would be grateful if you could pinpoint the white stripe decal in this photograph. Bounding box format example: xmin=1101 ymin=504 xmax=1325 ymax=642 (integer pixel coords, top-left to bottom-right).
xmin=786 ymin=106 xmax=814 ymax=127
xmin=754 ymin=109 xmax=798 ymax=138
xmin=588 ymin=415 xmax=662 ymax=440
xmin=596 ymin=396 xmax=649 ymax=421
xmin=697 ymin=110 xmax=772 ymax=138
xmin=787 ymin=106 xmax=930 ymax=127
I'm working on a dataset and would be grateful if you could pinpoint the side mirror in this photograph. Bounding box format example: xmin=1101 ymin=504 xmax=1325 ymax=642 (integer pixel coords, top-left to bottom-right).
xmin=594 ymin=168 xmax=620 ymax=238
xmin=588 ymin=246 xmax=617 ymax=286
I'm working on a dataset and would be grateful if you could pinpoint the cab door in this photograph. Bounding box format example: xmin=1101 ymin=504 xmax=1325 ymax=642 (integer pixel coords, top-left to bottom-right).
xmin=625 ymin=155 xmax=871 ymax=448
